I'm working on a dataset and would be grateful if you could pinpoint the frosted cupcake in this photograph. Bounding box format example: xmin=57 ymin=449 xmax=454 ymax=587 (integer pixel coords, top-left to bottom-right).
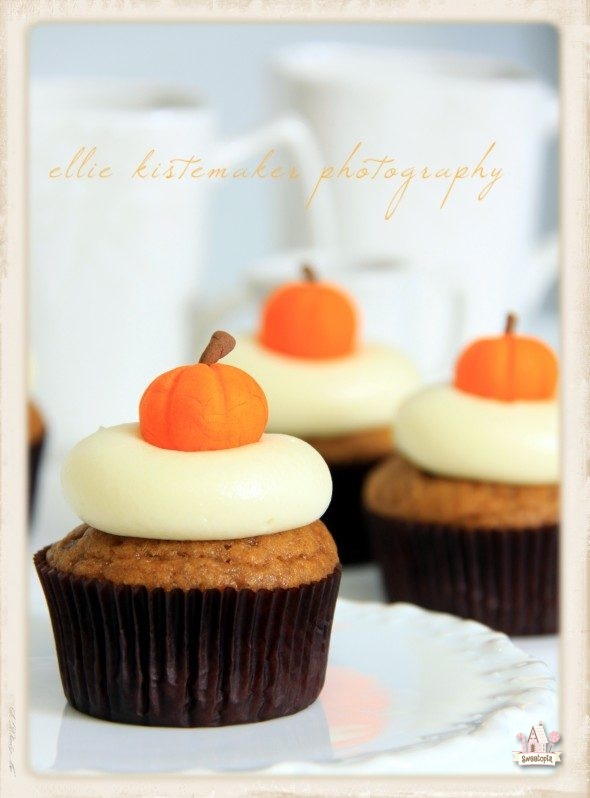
xmin=364 ymin=315 xmax=558 ymax=635
xmin=34 ymin=332 xmax=340 ymax=727
xmin=224 ymin=267 xmax=419 ymax=564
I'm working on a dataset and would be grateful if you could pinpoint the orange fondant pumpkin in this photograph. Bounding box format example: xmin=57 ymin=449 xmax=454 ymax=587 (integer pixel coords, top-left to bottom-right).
xmin=454 ymin=313 xmax=558 ymax=401
xmin=260 ymin=265 xmax=357 ymax=359
xmin=139 ymin=331 xmax=268 ymax=451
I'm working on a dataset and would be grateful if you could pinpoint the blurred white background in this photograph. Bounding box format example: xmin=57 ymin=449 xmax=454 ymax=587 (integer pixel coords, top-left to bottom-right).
xmin=27 ymin=26 xmax=561 ymax=713
xmin=27 ymin=29 xmax=561 ymax=760
xmin=30 ymin=23 xmax=558 ymax=295
xmin=28 ymin=22 xmax=559 ymax=542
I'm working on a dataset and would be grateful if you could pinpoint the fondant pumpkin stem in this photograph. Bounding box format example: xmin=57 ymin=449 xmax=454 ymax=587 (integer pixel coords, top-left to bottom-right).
xmin=199 ymin=330 xmax=236 ymax=366
xmin=301 ymin=265 xmax=318 ymax=283
xmin=505 ymin=313 xmax=518 ymax=335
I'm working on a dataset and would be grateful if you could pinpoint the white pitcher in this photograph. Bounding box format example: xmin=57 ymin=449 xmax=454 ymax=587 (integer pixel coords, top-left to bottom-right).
xmin=29 ymin=77 xmax=334 ymax=452
xmin=271 ymin=44 xmax=558 ymax=341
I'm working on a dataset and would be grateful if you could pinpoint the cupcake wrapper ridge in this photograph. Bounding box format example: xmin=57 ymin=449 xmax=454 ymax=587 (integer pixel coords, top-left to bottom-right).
xmin=367 ymin=514 xmax=557 ymax=636
xmin=34 ymin=547 xmax=341 ymax=727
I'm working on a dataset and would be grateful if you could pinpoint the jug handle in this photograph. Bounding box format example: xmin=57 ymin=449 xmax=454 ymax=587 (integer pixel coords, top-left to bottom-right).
xmin=197 ymin=117 xmax=337 ymax=347
xmin=212 ymin=115 xmax=337 ymax=250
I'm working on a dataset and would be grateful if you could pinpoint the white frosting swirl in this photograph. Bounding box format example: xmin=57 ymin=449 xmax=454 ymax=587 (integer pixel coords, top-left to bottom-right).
xmin=61 ymin=424 xmax=332 ymax=540
xmin=223 ymin=336 xmax=420 ymax=437
xmin=395 ymin=385 xmax=558 ymax=485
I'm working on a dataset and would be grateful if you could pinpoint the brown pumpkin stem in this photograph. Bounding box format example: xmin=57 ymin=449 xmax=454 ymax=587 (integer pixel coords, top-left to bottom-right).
xmin=505 ymin=313 xmax=518 ymax=335
xmin=199 ymin=330 xmax=236 ymax=365
xmin=301 ymin=264 xmax=318 ymax=283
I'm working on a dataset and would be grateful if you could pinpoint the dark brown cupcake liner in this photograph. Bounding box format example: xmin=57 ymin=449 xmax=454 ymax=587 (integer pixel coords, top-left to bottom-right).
xmin=321 ymin=458 xmax=383 ymax=565
xmin=28 ymin=434 xmax=46 ymax=517
xmin=366 ymin=512 xmax=558 ymax=636
xmin=34 ymin=547 xmax=341 ymax=727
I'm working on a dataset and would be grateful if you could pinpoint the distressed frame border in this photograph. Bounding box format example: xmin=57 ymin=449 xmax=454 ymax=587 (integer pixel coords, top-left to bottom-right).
xmin=1 ymin=2 xmax=587 ymax=796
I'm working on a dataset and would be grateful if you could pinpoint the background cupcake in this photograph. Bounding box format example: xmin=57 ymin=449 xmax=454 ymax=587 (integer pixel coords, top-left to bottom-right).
xmin=28 ymin=400 xmax=46 ymax=515
xmin=35 ymin=332 xmax=341 ymax=727
xmin=364 ymin=315 xmax=559 ymax=636
xmin=224 ymin=266 xmax=420 ymax=565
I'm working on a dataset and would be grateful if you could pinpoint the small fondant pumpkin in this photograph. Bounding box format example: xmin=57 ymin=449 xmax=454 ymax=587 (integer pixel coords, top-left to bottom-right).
xmin=260 ymin=265 xmax=357 ymax=359
xmin=139 ymin=331 xmax=268 ymax=451
xmin=454 ymin=313 xmax=558 ymax=401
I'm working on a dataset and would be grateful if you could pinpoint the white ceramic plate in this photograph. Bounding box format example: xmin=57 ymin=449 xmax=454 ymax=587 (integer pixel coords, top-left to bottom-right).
xmin=29 ymin=593 xmax=557 ymax=776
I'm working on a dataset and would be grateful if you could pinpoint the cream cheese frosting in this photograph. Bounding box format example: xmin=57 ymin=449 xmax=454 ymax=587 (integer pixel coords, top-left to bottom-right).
xmin=61 ymin=424 xmax=332 ymax=540
xmin=223 ymin=336 xmax=420 ymax=437
xmin=395 ymin=385 xmax=558 ymax=485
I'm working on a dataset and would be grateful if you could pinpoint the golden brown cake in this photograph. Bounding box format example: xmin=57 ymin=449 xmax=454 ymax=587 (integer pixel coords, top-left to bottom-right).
xmin=364 ymin=452 xmax=558 ymax=530
xmin=47 ymin=521 xmax=338 ymax=591
xmin=28 ymin=401 xmax=45 ymax=446
xmin=305 ymin=425 xmax=394 ymax=466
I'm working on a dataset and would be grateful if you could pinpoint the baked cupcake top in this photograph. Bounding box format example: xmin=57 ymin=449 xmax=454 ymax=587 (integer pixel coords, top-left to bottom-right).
xmin=394 ymin=315 xmax=559 ymax=486
xmin=223 ymin=266 xmax=420 ymax=437
xmin=46 ymin=521 xmax=338 ymax=590
xmin=61 ymin=331 xmax=333 ymax=540
xmin=363 ymin=452 xmax=558 ymax=528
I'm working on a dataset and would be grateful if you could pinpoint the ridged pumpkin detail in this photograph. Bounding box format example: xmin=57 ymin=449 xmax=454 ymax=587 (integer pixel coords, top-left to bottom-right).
xmin=139 ymin=331 xmax=268 ymax=451
xmin=454 ymin=313 xmax=558 ymax=402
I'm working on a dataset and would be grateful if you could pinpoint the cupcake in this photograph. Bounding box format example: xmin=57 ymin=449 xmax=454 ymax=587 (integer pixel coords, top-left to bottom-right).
xmin=28 ymin=400 xmax=46 ymax=514
xmin=34 ymin=331 xmax=341 ymax=727
xmin=364 ymin=314 xmax=559 ymax=636
xmin=224 ymin=266 xmax=419 ymax=564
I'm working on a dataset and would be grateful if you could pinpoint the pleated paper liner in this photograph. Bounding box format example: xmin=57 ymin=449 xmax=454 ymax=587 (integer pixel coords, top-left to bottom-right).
xmin=366 ymin=513 xmax=558 ymax=636
xmin=321 ymin=458 xmax=383 ymax=565
xmin=28 ymin=435 xmax=45 ymax=517
xmin=34 ymin=547 xmax=341 ymax=727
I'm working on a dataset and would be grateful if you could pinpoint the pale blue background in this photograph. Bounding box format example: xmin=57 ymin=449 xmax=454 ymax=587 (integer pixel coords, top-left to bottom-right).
xmin=29 ymin=23 xmax=558 ymax=295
